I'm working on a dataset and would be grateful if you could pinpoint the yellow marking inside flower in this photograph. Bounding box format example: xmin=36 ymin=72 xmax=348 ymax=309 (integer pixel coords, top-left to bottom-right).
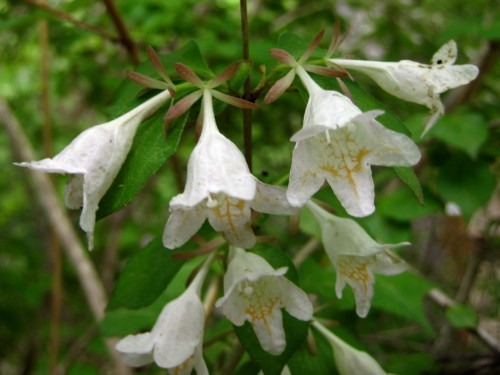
xmin=317 ymin=131 xmax=372 ymax=197
xmin=210 ymin=196 xmax=246 ymax=240
xmin=337 ymin=257 xmax=371 ymax=293
xmin=239 ymin=279 xmax=281 ymax=337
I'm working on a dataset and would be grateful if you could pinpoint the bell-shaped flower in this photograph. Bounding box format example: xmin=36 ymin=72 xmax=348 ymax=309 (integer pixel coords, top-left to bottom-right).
xmin=163 ymin=90 xmax=296 ymax=249
xmin=215 ymin=247 xmax=313 ymax=355
xmin=287 ymin=66 xmax=420 ymax=217
xmin=312 ymin=320 xmax=390 ymax=375
xmin=330 ymin=40 xmax=479 ymax=135
xmin=15 ymin=90 xmax=172 ymax=249
xmin=306 ymin=200 xmax=408 ymax=317
xmin=115 ymin=253 xmax=214 ymax=373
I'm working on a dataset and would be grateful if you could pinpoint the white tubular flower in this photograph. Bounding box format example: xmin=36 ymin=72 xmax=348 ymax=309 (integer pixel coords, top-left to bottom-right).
xmin=215 ymin=247 xmax=313 ymax=355
xmin=287 ymin=67 xmax=420 ymax=217
xmin=116 ymin=253 xmax=214 ymax=373
xmin=306 ymin=201 xmax=408 ymax=318
xmin=330 ymin=40 xmax=479 ymax=135
xmin=15 ymin=90 xmax=171 ymax=249
xmin=163 ymin=90 xmax=296 ymax=249
xmin=312 ymin=320 xmax=390 ymax=375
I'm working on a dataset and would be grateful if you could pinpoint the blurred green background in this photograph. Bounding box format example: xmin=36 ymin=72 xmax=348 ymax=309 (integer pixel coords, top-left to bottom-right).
xmin=1 ymin=0 xmax=499 ymax=374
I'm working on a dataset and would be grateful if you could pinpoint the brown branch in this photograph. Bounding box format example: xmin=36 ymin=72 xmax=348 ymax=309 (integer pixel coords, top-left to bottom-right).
xmin=0 ymin=98 xmax=131 ymax=375
xmin=444 ymin=40 xmax=500 ymax=112
xmin=427 ymin=288 xmax=500 ymax=355
xmin=101 ymin=0 xmax=140 ymax=65
xmin=240 ymin=0 xmax=253 ymax=171
xmin=24 ymin=0 xmax=117 ymax=42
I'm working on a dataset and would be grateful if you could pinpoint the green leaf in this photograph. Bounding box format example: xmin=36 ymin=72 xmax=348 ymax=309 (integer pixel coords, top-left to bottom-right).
xmin=288 ymin=329 xmax=338 ymax=375
xmin=445 ymin=304 xmax=478 ymax=329
xmin=428 ymin=111 xmax=488 ymax=158
xmin=394 ymin=166 xmax=425 ymax=205
xmin=378 ymin=186 xmax=442 ymax=222
xmin=233 ymin=244 xmax=309 ymax=375
xmin=96 ymin=109 xmax=187 ymax=219
xmin=100 ymin=307 xmax=157 ymax=337
xmin=372 ymin=272 xmax=436 ymax=336
xmin=106 ymin=238 xmax=186 ymax=311
xmin=433 ymin=152 xmax=496 ymax=221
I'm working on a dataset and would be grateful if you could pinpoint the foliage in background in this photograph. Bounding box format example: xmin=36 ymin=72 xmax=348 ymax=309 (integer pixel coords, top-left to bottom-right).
xmin=1 ymin=0 xmax=499 ymax=374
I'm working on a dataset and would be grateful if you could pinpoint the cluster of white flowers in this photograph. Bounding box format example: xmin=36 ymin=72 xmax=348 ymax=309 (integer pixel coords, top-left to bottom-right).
xmin=15 ymin=29 xmax=478 ymax=373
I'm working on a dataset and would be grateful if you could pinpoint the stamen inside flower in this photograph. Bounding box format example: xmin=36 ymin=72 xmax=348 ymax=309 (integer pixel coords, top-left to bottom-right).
xmin=325 ymin=130 xmax=332 ymax=144
xmin=206 ymin=194 xmax=218 ymax=208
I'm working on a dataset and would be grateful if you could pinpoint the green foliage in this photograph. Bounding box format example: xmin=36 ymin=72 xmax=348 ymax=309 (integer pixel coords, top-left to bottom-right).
xmin=445 ymin=304 xmax=479 ymax=329
xmin=106 ymin=238 xmax=186 ymax=311
xmin=2 ymin=0 xmax=499 ymax=374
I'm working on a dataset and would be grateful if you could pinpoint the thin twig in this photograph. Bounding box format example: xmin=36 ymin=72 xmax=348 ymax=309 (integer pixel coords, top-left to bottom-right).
xmin=240 ymin=0 xmax=253 ymax=171
xmin=101 ymin=0 xmax=140 ymax=65
xmin=24 ymin=0 xmax=117 ymax=42
xmin=427 ymin=288 xmax=500 ymax=355
xmin=37 ymin=10 xmax=64 ymax=373
xmin=0 ymin=98 xmax=131 ymax=375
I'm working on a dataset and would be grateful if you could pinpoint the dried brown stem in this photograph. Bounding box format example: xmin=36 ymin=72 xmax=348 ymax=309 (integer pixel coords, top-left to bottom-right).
xmin=0 ymin=98 xmax=131 ymax=374
xmin=427 ymin=288 xmax=500 ymax=355
xmin=101 ymin=0 xmax=140 ymax=65
xmin=24 ymin=0 xmax=116 ymax=42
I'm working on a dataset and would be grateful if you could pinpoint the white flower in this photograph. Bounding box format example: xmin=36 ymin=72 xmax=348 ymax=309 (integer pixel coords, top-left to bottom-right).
xmin=306 ymin=200 xmax=408 ymax=317
xmin=287 ymin=67 xmax=420 ymax=217
xmin=215 ymin=247 xmax=313 ymax=355
xmin=115 ymin=254 xmax=213 ymax=373
xmin=163 ymin=90 xmax=296 ymax=249
xmin=15 ymin=90 xmax=171 ymax=249
xmin=313 ymin=320 xmax=391 ymax=375
xmin=330 ymin=40 xmax=479 ymax=135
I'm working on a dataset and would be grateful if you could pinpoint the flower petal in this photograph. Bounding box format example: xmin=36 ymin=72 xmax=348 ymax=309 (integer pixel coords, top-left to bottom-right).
xmin=207 ymin=196 xmax=255 ymax=248
xmin=287 ymin=152 xmax=325 ymax=207
xmin=279 ymin=277 xmax=313 ymax=321
xmin=116 ymin=332 xmax=155 ymax=367
xmin=152 ymin=289 xmax=205 ymax=368
xmin=252 ymin=181 xmax=298 ymax=215
xmin=163 ymin=205 xmax=206 ymax=249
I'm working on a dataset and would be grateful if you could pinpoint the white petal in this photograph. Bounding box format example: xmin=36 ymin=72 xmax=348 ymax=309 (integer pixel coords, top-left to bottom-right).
xmin=287 ymin=141 xmax=326 ymax=207
xmin=431 ymin=40 xmax=457 ymax=66
xmin=152 ymin=289 xmax=205 ymax=368
xmin=252 ymin=181 xmax=298 ymax=216
xmin=279 ymin=277 xmax=313 ymax=321
xmin=175 ymin=132 xmax=256 ymax=207
xmin=314 ymin=322 xmax=388 ymax=375
xmin=163 ymin=205 xmax=206 ymax=249
xmin=334 ymin=255 xmax=376 ymax=318
xmin=251 ymin=306 xmax=286 ymax=355
xmin=303 ymin=90 xmax=361 ymax=130
xmin=116 ymin=332 xmax=155 ymax=367
xmin=355 ymin=114 xmax=421 ymax=167
xmin=64 ymin=174 xmax=84 ymax=209
xmin=206 ymin=196 xmax=255 ymax=248
xmin=116 ymin=332 xmax=155 ymax=354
